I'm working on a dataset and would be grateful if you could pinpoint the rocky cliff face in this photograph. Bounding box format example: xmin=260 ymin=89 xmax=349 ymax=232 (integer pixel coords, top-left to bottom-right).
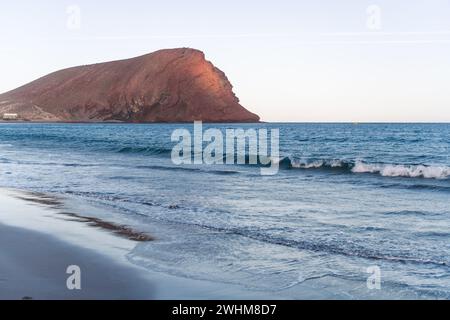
xmin=0 ymin=48 xmax=260 ymax=122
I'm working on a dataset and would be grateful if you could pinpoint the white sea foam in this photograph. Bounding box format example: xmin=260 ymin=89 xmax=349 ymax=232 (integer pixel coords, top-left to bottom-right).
xmin=352 ymin=161 xmax=450 ymax=179
xmin=290 ymin=159 xmax=344 ymax=169
xmin=287 ymin=157 xmax=450 ymax=179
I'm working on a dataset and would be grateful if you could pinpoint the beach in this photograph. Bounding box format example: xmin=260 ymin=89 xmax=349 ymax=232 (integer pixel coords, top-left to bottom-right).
xmin=0 ymin=223 xmax=156 ymax=299
xmin=0 ymin=188 xmax=277 ymax=300
xmin=0 ymin=189 xmax=158 ymax=299
xmin=0 ymin=188 xmax=425 ymax=300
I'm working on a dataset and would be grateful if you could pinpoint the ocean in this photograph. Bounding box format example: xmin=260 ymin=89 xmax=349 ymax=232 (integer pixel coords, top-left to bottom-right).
xmin=0 ymin=123 xmax=449 ymax=299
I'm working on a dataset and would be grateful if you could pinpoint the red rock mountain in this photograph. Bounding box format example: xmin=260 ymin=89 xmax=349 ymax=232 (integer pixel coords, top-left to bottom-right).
xmin=0 ymin=48 xmax=260 ymax=122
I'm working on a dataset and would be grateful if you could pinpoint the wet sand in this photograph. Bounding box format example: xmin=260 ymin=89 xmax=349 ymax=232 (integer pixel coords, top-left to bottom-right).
xmin=0 ymin=189 xmax=158 ymax=299
xmin=0 ymin=223 xmax=156 ymax=300
xmin=2 ymin=188 xmax=411 ymax=300
xmin=0 ymin=189 xmax=276 ymax=300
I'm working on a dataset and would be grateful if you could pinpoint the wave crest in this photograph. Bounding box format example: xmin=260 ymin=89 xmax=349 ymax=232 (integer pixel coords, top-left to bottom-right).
xmin=289 ymin=159 xmax=350 ymax=170
xmin=280 ymin=157 xmax=450 ymax=180
xmin=352 ymin=161 xmax=450 ymax=179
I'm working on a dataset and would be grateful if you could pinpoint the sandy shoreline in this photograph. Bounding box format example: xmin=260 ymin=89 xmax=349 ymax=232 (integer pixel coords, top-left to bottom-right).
xmin=0 ymin=189 xmax=159 ymax=299
xmin=0 ymin=223 xmax=157 ymax=300
xmin=0 ymin=188 xmax=277 ymax=300
xmin=0 ymin=188 xmax=416 ymax=300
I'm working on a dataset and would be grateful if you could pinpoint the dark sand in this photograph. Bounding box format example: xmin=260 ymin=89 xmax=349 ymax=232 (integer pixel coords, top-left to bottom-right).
xmin=0 ymin=223 xmax=157 ymax=300
xmin=0 ymin=189 xmax=277 ymax=300
xmin=0 ymin=188 xmax=419 ymax=300
xmin=0 ymin=189 xmax=156 ymax=299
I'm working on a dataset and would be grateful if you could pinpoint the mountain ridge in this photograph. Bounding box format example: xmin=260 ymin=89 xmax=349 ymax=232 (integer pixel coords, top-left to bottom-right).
xmin=0 ymin=48 xmax=260 ymax=123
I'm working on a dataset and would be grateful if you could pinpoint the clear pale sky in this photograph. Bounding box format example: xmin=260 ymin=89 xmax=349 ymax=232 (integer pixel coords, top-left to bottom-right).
xmin=1 ymin=0 xmax=450 ymax=122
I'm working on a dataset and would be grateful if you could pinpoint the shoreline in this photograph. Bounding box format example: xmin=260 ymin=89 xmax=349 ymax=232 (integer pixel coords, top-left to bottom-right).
xmin=0 ymin=188 xmax=275 ymax=300
xmin=0 ymin=188 xmax=426 ymax=300
xmin=0 ymin=223 xmax=157 ymax=300
xmin=0 ymin=188 xmax=157 ymax=299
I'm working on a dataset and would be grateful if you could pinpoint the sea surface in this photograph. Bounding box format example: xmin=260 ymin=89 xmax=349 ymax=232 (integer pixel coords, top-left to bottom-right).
xmin=0 ymin=123 xmax=449 ymax=299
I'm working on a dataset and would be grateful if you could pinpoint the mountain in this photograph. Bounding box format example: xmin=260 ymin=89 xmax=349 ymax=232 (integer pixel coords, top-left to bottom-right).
xmin=0 ymin=48 xmax=260 ymax=122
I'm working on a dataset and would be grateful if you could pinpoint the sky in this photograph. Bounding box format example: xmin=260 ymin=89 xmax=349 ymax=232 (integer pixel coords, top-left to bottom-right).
xmin=1 ymin=0 xmax=450 ymax=122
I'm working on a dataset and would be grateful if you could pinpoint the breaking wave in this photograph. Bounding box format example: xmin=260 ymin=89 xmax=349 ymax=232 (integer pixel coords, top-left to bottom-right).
xmin=279 ymin=158 xmax=450 ymax=180
xmin=84 ymin=140 xmax=450 ymax=180
xmin=351 ymin=161 xmax=450 ymax=179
